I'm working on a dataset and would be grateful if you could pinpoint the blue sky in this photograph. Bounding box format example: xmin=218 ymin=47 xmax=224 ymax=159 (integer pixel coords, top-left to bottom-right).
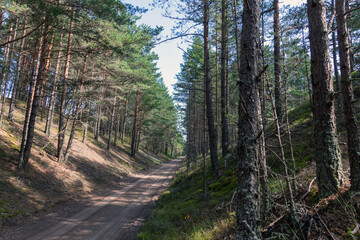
xmin=124 ymin=0 xmax=304 ymax=95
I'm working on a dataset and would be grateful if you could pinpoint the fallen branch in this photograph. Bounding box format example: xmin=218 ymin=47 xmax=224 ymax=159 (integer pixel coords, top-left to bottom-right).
xmin=299 ymin=177 xmax=316 ymax=201
xmin=262 ymin=215 xmax=285 ymax=233
xmin=315 ymin=211 xmax=337 ymax=240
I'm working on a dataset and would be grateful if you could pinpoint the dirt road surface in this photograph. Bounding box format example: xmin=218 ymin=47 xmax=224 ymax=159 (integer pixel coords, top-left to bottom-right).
xmin=0 ymin=158 xmax=182 ymax=240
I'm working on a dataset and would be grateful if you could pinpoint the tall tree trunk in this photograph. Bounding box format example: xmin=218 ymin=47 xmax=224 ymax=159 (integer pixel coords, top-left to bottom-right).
xmin=0 ymin=19 xmax=18 ymax=129
xmin=45 ymin=21 xmax=65 ymax=136
xmin=336 ymin=0 xmax=360 ymax=192
xmin=259 ymin=0 xmax=270 ymax=220
xmin=114 ymin=98 xmax=121 ymax=146
xmin=19 ymin=16 xmax=53 ymax=170
xmin=236 ymin=0 xmax=261 ymax=238
xmin=301 ymin=27 xmax=313 ymax=109
xmin=131 ymin=91 xmax=139 ymax=157
xmin=121 ymin=95 xmax=128 ymax=144
xmin=332 ymin=0 xmax=343 ymax=111
xmin=63 ymin=53 xmax=88 ymax=163
xmin=9 ymin=17 xmax=27 ymax=121
xmin=274 ymin=0 xmax=282 ymax=122
xmin=202 ymin=84 xmax=207 ymax=199
xmin=203 ymin=0 xmax=219 ymax=173
xmin=82 ymin=110 xmax=88 ymax=144
xmin=18 ymin=37 xmax=43 ymax=170
xmin=307 ymin=0 xmax=343 ymax=198
xmin=95 ymin=105 xmax=101 ymax=141
xmin=221 ymin=0 xmax=229 ymax=159
xmin=107 ymin=96 xmax=116 ymax=150
xmin=0 ymin=22 xmax=12 ymax=95
xmin=58 ymin=6 xmax=75 ymax=162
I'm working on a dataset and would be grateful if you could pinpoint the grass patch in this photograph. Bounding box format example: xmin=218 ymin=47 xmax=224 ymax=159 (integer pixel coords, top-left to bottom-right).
xmin=138 ymin=158 xmax=237 ymax=240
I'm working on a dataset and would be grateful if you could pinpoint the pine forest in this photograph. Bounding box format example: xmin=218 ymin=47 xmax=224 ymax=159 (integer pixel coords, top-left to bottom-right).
xmin=0 ymin=0 xmax=359 ymax=239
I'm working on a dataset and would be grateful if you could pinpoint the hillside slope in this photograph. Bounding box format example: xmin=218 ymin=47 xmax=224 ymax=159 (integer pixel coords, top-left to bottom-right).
xmin=0 ymin=100 xmax=169 ymax=228
xmin=138 ymin=101 xmax=359 ymax=240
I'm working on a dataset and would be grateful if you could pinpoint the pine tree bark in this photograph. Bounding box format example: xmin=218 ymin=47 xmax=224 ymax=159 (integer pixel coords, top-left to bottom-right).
xmin=236 ymin=0 xmax=261 ymax=238
xmin=220 ymin=0 xmax=229 ymax=159
xmin=203 ymin=0 xmax=219 ymax=173
xmin=336 ymin=0 xmax=360 ymax=192
xmin=307 ymin=0 xmax=343 ymax=197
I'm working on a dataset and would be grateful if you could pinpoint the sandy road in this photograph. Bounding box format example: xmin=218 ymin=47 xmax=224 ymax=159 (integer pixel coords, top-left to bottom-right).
xmin=0 ymin=158 xmax=182 ymax=240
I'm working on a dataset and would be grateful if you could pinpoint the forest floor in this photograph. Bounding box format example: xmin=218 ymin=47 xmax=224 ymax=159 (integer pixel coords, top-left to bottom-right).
xmin=0 ymin=158 xmax=182 ymax=240
xmin=138 ymin=101 xmax=360 ymax=240
xmin=0 ymin=100 xmax=172 ymax=235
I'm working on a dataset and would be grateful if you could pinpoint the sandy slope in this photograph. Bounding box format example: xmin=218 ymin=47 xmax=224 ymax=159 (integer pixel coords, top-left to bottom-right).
xmin=0 ymin=158 xmax=182 ymax=240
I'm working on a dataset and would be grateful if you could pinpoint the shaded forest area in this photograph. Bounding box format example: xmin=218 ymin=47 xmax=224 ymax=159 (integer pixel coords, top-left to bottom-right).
xmin=0 ymin=0 xmax=184 ymax=228
xmin=138 ymin=0 xmax=360 ymax=239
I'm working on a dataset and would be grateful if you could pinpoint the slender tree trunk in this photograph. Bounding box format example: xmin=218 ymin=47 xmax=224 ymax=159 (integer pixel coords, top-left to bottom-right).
xmin=131 ymin=91 xmax=139 ymax=157
xmin=19 ymin=16 xmax=53 ymax=170
xmin=259 ymin=0 xmax=270 ymax=220
xmin=18 ymin=37 xmax=43 ymax=170
xmin=121 ymin=95 xmax=128 ymax=144
xmin=266 ymin=77 xmax=298 ymax=222
xmin=0 ymin=23 xmax=12 ymax=96
xmin=203 ymin=0 xmax=219 ymax=174
xmin=282 ymin=38 xmax=298 ymax=194
xmin=107 ymin=96 xmax=116 ymax=150
xmin=0 ymin=19 xmax=18 ymax=129
xmin=302 ymin=27 xmax=313 ymax=109
xmin=332 ymin=0 xmax=343 ymax=112
xmin=58 ymin=6 xmax=75 ymax=162
xmin=45 ymin=21 xmax=65 ymax=136
xmin=236 ymin=0 xmax=261 ymax=238
xmin=114 ymin=98 xmax=121 ymax=146
xmin=63 ymin=53 xmax=88 ymax=163
xmin=95 ymin=105 xmax=101 ymax=141
xmin=336 ymin=0 xmax=360 ymax=192
xmin=203 ymin=84 xmax=207 ymax=199
xmin=215 ymin=2 xmax=219 ymax=125
xmin=9 ymin=17 xmax=27 ymax=121
xmin=307 ymin=0 xmax=343 ymax=198
xmin=221 ymin=0 xmax=229 ymax=160
xmin=82 ymin=111 xmax=88 ymax=144
xmin=274 ymin=0 xmax=282 ymax=122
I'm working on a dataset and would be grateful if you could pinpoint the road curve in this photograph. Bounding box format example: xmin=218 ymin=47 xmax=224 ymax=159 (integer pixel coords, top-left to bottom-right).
xmin=1 ymin=158 xmax=182 ymax=240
